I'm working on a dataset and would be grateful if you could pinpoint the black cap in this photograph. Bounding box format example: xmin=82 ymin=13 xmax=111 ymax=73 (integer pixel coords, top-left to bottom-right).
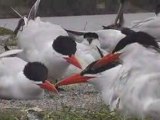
xmin=112 ymin=32 xmax=159 ymax=53
xmin=52 ymin=36 xmax=77 ymax=56
xmin=23 ymin=62 xmax=48 ymax=82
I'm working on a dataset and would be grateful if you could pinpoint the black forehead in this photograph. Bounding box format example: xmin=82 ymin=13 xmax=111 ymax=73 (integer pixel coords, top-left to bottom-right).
xmin=23 ymin=62 xmax=48 ymax=82
xmin=84 ymin=32 xmax=98 ymax=39
xmin=80 ymin=60 xmax=120 ymax=75
xmin=112 ymin=31 xmax=159 ymax=53
xmin=52 ymin=36 xmax=77 ymax=56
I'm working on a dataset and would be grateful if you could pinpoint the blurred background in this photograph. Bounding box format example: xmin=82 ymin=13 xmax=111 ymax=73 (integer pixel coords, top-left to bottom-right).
xmin=0 ymin=0 xmax=159 ymax=18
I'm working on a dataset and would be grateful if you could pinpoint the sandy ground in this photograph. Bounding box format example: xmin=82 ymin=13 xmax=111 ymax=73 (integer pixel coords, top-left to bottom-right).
xmin=0 ymin=84 xmax=102 ymax=111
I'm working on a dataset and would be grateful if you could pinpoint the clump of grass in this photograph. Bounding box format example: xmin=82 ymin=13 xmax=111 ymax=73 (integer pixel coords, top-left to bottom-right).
xmin=0 ymin=26 xmax=17 ymax=48
xmin=0 ymin=104 xmax=151 ymax=120
xmin=41 ymin=104 xmax=151 ymax=120
xmin=5 ymin=36 xmax=17 ymax=46
xmin=0 ymin=27 xmax=14 ymax=35
xmin=0 ymin=108 xmax=27 ymax=120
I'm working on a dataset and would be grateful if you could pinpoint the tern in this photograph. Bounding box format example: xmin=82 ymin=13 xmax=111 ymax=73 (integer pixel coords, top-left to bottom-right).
xmin=13 ymin=0 xmax=82 ymax=81
xmin=0 ymin=49 xmax=57 ymax=99
xmin=56 ymin=31 xmax=160 ymax=119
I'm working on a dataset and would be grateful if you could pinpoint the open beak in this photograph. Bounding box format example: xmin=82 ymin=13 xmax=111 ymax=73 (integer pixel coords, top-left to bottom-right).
xmin=93 ymin=53 xmax=121 ymax=69
xmin=55 ymin=73 xmax=94 ymax=87
xmin=38 ymin=80 xmax=58 ymax=94
xmin=64 ymin=55 xmax=82 ymax=69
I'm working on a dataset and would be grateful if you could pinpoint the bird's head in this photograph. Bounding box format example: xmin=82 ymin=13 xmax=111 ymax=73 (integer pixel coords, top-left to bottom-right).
xmin=23 ymin=62 xmax=58 ymax=93
xmin=52 ymin=36 xmax=82 ymax=69
xmin=83 ymin=32 xmax=99 ymax=45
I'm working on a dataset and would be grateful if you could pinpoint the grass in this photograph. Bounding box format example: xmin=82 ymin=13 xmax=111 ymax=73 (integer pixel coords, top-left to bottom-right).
xmin=0 ymin=26 xmax=17 ymax=47
xmin=41 ymin=104 xmax=151 ymax=120
xmin=0 ymin=27 xmax=14 ymax=36
xmin=0 ymin=108 xmax=27 ymax=120
xmin=0 ymin=104 xmax=152 ymax=120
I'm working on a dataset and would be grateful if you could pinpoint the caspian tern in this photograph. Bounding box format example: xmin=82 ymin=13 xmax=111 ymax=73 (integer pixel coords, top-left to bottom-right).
xmin=89 ymin=32 xmax=160 ymax=118
xmin=14 ymin=0 xmax=82 ymax=81
xmin=56 ymin=31 xmax=160 ymax=119
xmin=0 ymin=49 xmax=57 ymax=99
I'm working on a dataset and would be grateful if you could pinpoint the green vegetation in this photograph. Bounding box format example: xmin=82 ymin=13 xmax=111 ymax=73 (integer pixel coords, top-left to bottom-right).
xmin=0 ymin=109 xmax=27 ymax=120
xmin=0 ymin=105 xmax=152 ymax=120
xmin=0 ymin=27 xmax=17 ymax=47
xmin=0 ymin=27 xmax=13 ymax=35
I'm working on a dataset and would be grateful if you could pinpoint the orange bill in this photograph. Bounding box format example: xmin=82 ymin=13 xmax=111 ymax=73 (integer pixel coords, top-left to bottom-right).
xmin=38 ymin=80 xmax=58 ymax=93
xmin=56 ymin=73 xmax=94 ymax=87
xmin=64 ymin=55 xmax=82 ymax=69
xmin=93 ymin=53 xmax=121 ymax=69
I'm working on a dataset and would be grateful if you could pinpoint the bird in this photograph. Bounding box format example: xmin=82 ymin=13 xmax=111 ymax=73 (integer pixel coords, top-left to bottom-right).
xmin=65 ymin=28 xmax=127 ymax=52
xmin=88 ymin=32 xmax=160 ymax=118
xmin=56 ymin=31 xmax=160 ymax=119
xmin=65 ymin=1 xmax=160 ymax=51
xmin=111 ymin=1 xmax=160 ymax=43
xmin=131 ymin=3 xmax=160 ymax=29
xmin=130 ymin=11 xmax=160 ymax=41
xmin=65 ymin=29 xmax=107 ymax=61
xmin=13 ymin=0 xmax=82 ymax=82
xmin=0 ymin=49 xmax=57 ymax=100
xmin=64 ymin=0 xmax=126 ymax=48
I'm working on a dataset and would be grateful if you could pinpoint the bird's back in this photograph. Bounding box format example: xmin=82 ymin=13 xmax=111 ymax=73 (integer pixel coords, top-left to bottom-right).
xmin=112 ymin=44 xmax=160 ymax=117
xmin=131 ymin=16 xmax=160 ymax=42
xmin=17 ymin=17 xmax=68 ymax=52
xmin=0 ymin=57 xmax=26 ymax=76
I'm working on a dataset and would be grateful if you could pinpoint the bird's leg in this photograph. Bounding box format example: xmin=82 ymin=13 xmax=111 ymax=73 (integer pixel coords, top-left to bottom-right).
xmin=4 ymin=45 xmax=10 ymax=51
xmin=103 ymin=0 xmax=125 ymax=29
xmin=114 ymin=0 xmax=126 ymax=28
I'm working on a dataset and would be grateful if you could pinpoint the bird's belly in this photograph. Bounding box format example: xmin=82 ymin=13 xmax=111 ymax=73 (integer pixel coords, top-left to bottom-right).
xmin=116 ymin=73 xmax=160 ymax=117
xmin=0 ymin=78 xmax=44 ymax=99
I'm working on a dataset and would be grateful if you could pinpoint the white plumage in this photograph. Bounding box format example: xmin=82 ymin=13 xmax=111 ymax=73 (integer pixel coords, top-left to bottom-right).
xmin=57 ymin=35 xmax=160 ymax=119
xmin=17 ymin=16 xmax=100 ymax=80
xmin=95 ymin=29 xmax=126 ymax=52
xmin=0 ymin=49 xmax=52 ymax=99
xmin=17 ymin=17 xmax=67 ymax=79
xmin=131 ymin=14 xmax=160 ymax=42
xmin=0 ymin=49 xmax=57 ymax=99
xmin=0 ymin=56 xmax=45 ymax=99
xmin=66 ymin=29 xmax=126 ymax=53
xmin=106 ymin=43 xmax=160 ymax=118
